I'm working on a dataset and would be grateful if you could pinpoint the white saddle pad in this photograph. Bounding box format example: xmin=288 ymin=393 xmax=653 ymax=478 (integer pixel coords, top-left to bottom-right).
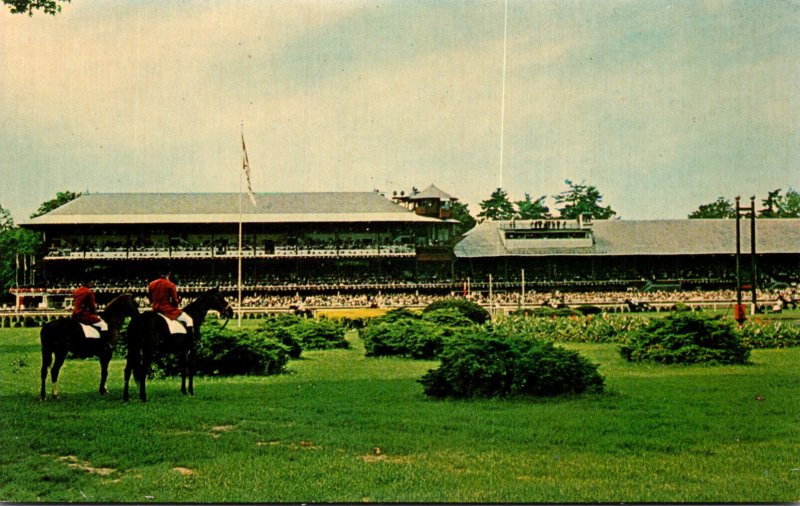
xmin=158 ymin=313 xmax=187 ymax=334
xmin=79 ymin=323 xmax=101 ymax=339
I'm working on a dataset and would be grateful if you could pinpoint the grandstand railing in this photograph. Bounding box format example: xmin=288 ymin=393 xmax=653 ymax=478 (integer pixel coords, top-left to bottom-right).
xmin=43 ymin=245 xmax=417 ymax=260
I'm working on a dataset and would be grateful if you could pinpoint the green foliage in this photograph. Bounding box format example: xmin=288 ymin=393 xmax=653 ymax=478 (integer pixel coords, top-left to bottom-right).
xmin=553 ymin=179 xmax=616 ymax=220
xmin=155 ymin=321 xmax=289 ymax=377
xmin=2 ymin=317 xmax=9 ymax=327
xmin=3 ymin=0 xmax=69 ymax=15
xmin=289 ymin=318 xmax=349 ymax=350
xmin=361 ymin=318 xmax=450 ymax=359
xmin=688 ymin=196 xmax=735 ymax=219
xmin=738 ymin=319 xmax=800 ymax=349
xmin=515 ymin=193 xmax=550 ymax=219
xmin=759 ymin=188 xmax=800 ymax=218
xmin=378 ymin=307 xmax=421 ymax=323
xmin=22 ymin=315 xmax=37 ymax=327
xmin=258 ymin=314 xmax=304 ymax=358
xmin=494 ymin=313 xmax=642 ymax=344
xmin=477 ymin=187 xmax=516 ymax=222
xmin=450 ymin=201 xmax=477 ymax=237
xmin=422 ymin=298 xmax=490 ymax=324
xmin=30 ymin=190 xmax=81 ymax=218
xmin=0 ymin=227 xmax=43 ymax=291
xmin=619 ymin=312 xmax=750 ymax=365
xmin=419 ymin=329 xmax=605 ymax=398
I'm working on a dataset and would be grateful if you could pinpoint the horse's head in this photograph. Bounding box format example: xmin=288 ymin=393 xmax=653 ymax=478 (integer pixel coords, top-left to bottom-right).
xmin=106 ymin=293 xmax=140 ymax=318
xmin=204 ymin=287 xmax=234 ymax=320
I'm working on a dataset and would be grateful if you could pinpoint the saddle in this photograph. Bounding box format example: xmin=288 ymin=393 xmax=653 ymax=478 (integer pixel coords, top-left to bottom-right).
xmin=158 ymin=313 xmax=188 ymax=334
xmin=79 ymin=323 xmax=102 ymax=339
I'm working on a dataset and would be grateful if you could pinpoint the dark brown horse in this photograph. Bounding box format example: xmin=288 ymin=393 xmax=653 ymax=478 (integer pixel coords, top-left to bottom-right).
xmin=123 ymin=288 xmax=233 ymax=402
xmin=40 ymin=293 xmax=140 ymax=400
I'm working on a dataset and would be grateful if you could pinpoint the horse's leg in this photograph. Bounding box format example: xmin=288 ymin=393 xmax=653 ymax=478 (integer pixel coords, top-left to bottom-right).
xmin=50 ymin=350 xmax=67 ymax=399
xmin=40 ymin=346 xmax=51 ymax=401
xmin=138 ymin=361 xmax=147 ymax=402
xmin=98 ymin=346 xmax=112 ymax=395
xmin=180 ymin=348 xmax=188 ymax=396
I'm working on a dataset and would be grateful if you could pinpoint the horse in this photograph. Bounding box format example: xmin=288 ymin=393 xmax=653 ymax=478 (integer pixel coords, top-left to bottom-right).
xmin=123 ymin=288 xmax=233 ymax=402
xmin=40 ymin=293 xmax=140 ymax=400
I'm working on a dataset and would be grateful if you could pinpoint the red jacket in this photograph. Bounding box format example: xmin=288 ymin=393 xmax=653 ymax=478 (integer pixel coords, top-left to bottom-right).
xmin=72 ymin=285 xmax=101 ymax=324
xmin=148 ymin=277 xmax=183 ymax=319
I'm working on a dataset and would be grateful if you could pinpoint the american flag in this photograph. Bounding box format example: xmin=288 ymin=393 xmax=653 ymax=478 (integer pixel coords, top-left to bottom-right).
xmin=241 ymin=133 xmax=257 ymax=207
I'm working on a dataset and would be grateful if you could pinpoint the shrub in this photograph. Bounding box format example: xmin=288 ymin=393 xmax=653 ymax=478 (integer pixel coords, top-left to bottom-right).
xmin=2 ymin=317 xmax=9 ymax=328
xmin=362 ymin=319 xmax=449 ymax=359
xmin=422 ymin=298 xmax=490 ymax=324
xmin=419 ymin=329 xmax=605 ymax=399
xmin=23 ymin=316 xmax=38 ymax=327
xmin=154 ymin=322 xmax=289 ymax=377
xmin=258 ymin=315 xmax=303 ymax=358
xmin=289 ymin=318 xmax=349 ymax=350
xmin=420 ymin=308 xmax=477 ymax=329
xmin=619 ymin=312 xmax=750 ymax=365
xmin=526 ymin=307 xmax=581 ymax=318
xmin=377 ymin=307 xmax=421 ymax=323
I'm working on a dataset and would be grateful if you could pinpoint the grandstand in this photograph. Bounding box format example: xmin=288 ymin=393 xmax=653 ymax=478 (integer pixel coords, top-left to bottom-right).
xmin=15 ymin=191 xmax=459 ymax=307
xmin=9 ymin=190 xmax=800 ymax=309
xmin=455 ymin=218 xmax=800 ymax=291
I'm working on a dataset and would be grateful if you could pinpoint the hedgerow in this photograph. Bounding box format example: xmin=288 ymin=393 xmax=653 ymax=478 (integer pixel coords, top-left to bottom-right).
xmin=619 ymin=312 xmax=750 ymax=365
xmin=419 ymin=329 xmax=605 ymax=399
xmin=258 ymin=314 xmax=304 ymax=358
xmin=493 ymin=313 xmax=643 ymax=343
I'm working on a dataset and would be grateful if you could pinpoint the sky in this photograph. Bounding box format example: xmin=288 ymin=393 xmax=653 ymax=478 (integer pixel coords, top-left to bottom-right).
xmin=1 ymin=0 xmax=798 ymax=223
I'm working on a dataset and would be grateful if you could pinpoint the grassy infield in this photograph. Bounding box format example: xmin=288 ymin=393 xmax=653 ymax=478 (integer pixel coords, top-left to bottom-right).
xmin=1 ymin=313 xmax=799 ymax=503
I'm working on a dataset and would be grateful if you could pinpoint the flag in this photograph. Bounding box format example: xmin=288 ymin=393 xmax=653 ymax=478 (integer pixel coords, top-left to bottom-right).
xmin=241 ymin=133 xmax=257 ymax=207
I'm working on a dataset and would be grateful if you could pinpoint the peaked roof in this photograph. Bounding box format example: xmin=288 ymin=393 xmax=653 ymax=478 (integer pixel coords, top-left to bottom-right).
xmin=454 ymin=219 xmax=800 ymax=257
xmin=407 ymin=184 xmax=457 ymax=201
xmin=23 ymin=192 xmax=446 ymax=226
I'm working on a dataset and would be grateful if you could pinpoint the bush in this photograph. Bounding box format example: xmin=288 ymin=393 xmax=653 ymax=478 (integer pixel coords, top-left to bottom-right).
xmin=2 ymin=317 xmax=9 ymax=328
xmin=422 ymin=298 xmax=490 ymax=324
xmin=362 ymin=318 xmax=449 ymax=359
xmin=378 ymin=307 xmax=421 ymax=323
xmin=525 ymin=307 xmax=582 ymax=318
xmin=419 ymin=329 xmax=605 ymax=398
xmin=289 ymin=318 xmax=349 ymax=350
xmin=619 ymin=312 xmax=750 ymax=365
xmin=258 ymin=315 xmax=304 ymax=358
xmin=23 ymin=316 xmax=38 ymax=327
xmin=154 ymin=322 xmax=289 ymax=377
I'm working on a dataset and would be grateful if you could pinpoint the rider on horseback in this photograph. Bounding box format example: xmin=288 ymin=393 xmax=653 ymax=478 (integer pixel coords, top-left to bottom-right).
xmin=148 ymin=268 xmax=194 ymax=334
xmin=72 ymin=279 xmax=109 ymax=335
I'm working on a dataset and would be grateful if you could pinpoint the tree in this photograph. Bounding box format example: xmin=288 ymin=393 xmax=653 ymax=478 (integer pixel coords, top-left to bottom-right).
xmin=515 ymin=193 xmax=550 ymax=220
xmin=450 ymin=201 xmax=476 ymax=236
xmin=30 ymin=190 xmax=81 ymax=219
xmin=477 ymin=188 xmax=515 ymax=222
xmin=759 ymin=188 xmax=800 ymax=218
xmin=0 ymin=204 xmax=13 ymax=230
xmin=688 ymin=196 xmax=735 ymax=219
xmin=3 ymin=0 xmax=68 ymax=15
xmin=553 ymin=180 xmax=616 ymax=220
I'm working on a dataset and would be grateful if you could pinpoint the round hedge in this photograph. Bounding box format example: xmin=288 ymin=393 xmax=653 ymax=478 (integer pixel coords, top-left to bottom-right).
xmin=619 ymin=312 xmax=750 ymax=365
xmin=422 ymin=298 xmax=490 ymax=324
xmin=419 ymin=330 xmax=605 ymax=398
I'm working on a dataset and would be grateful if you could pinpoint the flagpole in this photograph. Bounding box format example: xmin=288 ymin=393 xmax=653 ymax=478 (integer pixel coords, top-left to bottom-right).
xmin=238 ymin=123 xmax=244 ymax=328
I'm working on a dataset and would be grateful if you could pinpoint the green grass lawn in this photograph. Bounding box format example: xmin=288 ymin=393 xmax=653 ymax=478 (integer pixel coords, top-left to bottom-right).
xmin=1 ymin=327 xmax=798 ymax=503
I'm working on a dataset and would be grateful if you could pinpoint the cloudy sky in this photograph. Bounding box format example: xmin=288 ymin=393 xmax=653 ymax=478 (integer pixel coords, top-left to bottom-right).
xmin=1 ymin=0 xmax=798 ymax=222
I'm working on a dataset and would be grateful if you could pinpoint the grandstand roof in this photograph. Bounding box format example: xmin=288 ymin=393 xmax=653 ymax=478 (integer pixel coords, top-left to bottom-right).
xmin=23 ymin=192 xmax=448 ymax=226
xmin=454 ymin=219 xmax=800 ymax=257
